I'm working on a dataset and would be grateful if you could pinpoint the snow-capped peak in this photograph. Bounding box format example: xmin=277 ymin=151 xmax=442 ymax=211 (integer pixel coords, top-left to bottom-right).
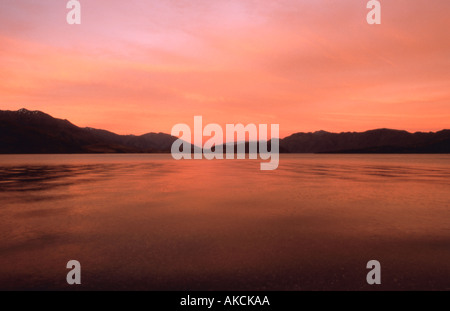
xmin=17 ymin=108 xmax=41 ymax=115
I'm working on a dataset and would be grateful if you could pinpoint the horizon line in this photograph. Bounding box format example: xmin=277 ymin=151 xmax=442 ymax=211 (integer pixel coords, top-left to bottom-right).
xmin=4 ymin=108 xmax=449 ymax=140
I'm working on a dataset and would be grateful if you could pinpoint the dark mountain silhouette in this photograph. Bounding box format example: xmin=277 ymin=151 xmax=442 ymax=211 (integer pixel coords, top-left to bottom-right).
xmin=280 ymin=129 xmax=450 ymax=153
xmin=207 ymin=140 xmax=287 ymax=154
xmin=0 ymin=108 xmax=449 ymax=154
xmin=0 ymin=108 xmax=178 ymax=153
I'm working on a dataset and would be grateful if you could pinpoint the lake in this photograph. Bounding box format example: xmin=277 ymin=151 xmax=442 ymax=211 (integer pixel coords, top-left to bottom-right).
xmin=0 ymin=154 xmax=449 ymax=290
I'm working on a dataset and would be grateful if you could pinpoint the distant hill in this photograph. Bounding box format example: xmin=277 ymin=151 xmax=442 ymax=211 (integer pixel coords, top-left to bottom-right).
xmin=0 ymin=108 xmax=177 ymax=153
xmin=280 ymin=129 xmax=450 ymax=153
xmin=0 ymin=108 xmax=449 ymax=154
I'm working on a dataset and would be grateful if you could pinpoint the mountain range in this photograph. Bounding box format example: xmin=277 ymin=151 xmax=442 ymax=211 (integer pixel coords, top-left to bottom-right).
xmin=0 ymin=108 xmax=449 ymax=154
xmin=0 ymin=109 xmax=177 ymax=153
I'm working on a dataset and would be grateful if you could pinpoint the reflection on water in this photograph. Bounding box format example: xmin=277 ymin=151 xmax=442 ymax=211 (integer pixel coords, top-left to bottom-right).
xmin=0 ymin=154 xmax=449 ymax=290
xmin=0 ymin=165 xmax=106 ymax=193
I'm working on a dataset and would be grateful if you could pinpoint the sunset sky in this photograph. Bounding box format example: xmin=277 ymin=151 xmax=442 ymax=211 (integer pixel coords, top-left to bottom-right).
xmin=0 ymin=0 xmax=449 ymax=137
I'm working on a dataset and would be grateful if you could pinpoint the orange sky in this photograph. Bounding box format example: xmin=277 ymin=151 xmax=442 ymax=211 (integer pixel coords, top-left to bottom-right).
xmin=0 ymin=0 xmax=449 ymax=137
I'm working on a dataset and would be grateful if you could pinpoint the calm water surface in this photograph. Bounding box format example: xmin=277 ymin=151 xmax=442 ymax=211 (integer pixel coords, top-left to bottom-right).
xmin=0 ymin=154 xmax=449 ymax=290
